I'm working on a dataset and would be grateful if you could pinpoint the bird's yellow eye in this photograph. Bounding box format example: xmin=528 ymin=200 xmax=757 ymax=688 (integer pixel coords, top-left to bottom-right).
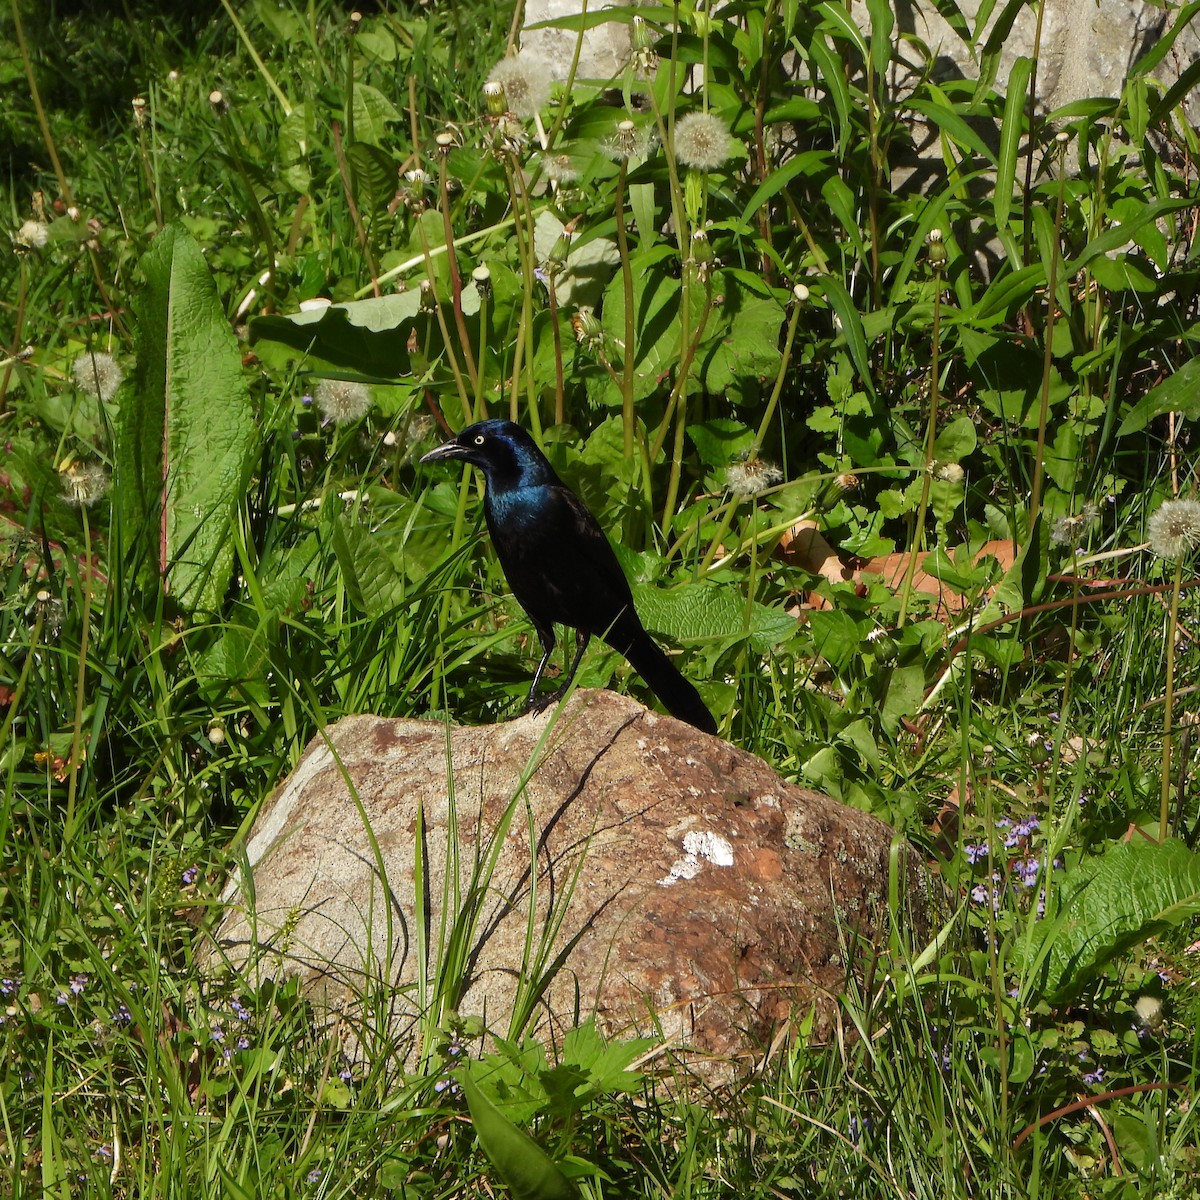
xmin=474 ymin=435 xmax=485 ymax=445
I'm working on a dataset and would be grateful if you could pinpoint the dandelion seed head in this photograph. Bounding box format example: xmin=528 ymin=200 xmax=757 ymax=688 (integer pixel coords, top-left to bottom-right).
xmin=1134 ymin=994 xmax=1164 ymax=1032
xmin=15 ymin=220 xmax=49 ymax=250
xmin=934 ymin=462 xmax=964 ymax=483
xmin=487 ymin=51 xmax=552 ymax=119
xmin=674 ymin=112 xmax=734 ymax=171
xmin=72 ymin=351 xmax=123 ymax=402
xmin=314 ymin=378 xmax=373 ymax=425
xmin=1148 ymin=498 xmax=1200 ymax=560
xmin=540 ymin=152 xmax=579 ymax=184
xmin=724 ymin=457 xmax=782 ymax=497
xmin=59 ymin=461 xmax=111 ymax=507
xmin=603 ymin=120 xmax=656 ymax=162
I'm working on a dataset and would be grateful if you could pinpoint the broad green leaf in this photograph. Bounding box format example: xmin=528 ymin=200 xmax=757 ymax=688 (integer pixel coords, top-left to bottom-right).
xmin=880 ymin=662 xmax=925 ymax=735
xmin=1117 ymin=355 xmax=1200 ymax=434
xmin=630 ymin=581 xmax=794 ymax=653
xmin=687 ymin=418 xmax=755 ymax=467
xmin=251 ymin=288 xmax=479 ymax=377
xmin=932 ymin=415 xmax=977 ymax=461
xmin=865 ymin=0 xmax=894 ymax=78
xmin=1020 ymin=839 xmax=1200 ymax=1001
xmin=994 ymin=57 xmax=1032 ymax=234
xmin=818 ymin=276 xmax=877 ymax=401
xmin=345 ymin=141 xmax=397 ymax=220
xmin=457 ymin=1067 xmax=577 ymax=1200
xmin=1088 ymin=252 xmax=1158 ymax=294
xmin=533 ymin=210 xmax=619 ymax=309
xmin=122 ymin=223 xmax=257 ymax=611
xmin=350 ymin=83 xmax=400 ymax=146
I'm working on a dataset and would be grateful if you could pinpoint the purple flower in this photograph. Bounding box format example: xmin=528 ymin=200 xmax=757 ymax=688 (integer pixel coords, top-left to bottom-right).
xmin=55 ymin=991 xmax=71 ymax=1005
xmin=1083 ymin=1066 xmax=1105 ymax=1085
xmin=231 ymin=998 xmax=251 ymax=1022
xmin=181 ymin=866 xmax=199 ymax=885
xmin=1015 ymin=858 xmax=1040 ymax=887
xmin=306 ymin=1167 xmax=322 ymax=1184
xmin=112 ymin=1003 xmax=131 ymax=1025
xmin=964 ymin=843 xmax=988 ymax=864
xmin=70 ymin=974 xmax=88 ymax=995
xmin=0 ymin=975 xmax=20 ymax=996
xmin=237 ymin=1036 xmax=250 ymax=1050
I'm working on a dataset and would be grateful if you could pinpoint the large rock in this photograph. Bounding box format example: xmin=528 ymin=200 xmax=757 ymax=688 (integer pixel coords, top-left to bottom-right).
xmin=213 ymin=691 xmax=940 ymax=1075
xmin=522 ymin=0 xmax=1198 ymax=114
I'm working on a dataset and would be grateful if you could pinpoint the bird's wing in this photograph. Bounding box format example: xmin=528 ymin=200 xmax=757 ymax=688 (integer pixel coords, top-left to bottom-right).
xmin=488 ymin=484 xmax=636 ymax=638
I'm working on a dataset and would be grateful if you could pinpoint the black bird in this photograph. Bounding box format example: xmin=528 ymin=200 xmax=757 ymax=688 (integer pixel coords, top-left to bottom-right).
xmin=421 ymin=420 xmax=717 ymax=734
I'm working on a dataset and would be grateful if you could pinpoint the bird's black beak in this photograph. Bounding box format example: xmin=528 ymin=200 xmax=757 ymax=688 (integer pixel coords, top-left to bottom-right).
xmin=420 ymin=437 xmax=467 ymax=464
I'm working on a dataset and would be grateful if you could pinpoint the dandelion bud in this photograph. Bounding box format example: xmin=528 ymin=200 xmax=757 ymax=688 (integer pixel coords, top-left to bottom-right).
xmin=690 ymin=228 xmax=715 ymax=265
xmin=208 ymin=90 xmax=229 ymax=115
xmin=926 ymin=228 xmax=947 ymax=268
xmin=866 ymin=628 xmax=898 ymax=664
xmin=347 ymin=11 xmax=363 ymax=33
xmin=792 ymin=283 xmax=810 ymax=304
xmin=1025 ymin=732 xmax=1050 ymax=767
xmin=418 ymin=279 xmax=437 ymax=313
xmin=472 ymin=264 xmax=492 ymax=301
xmin=132 ymin=96 xmax=149 ymax=128
xmin=482 ymin=80 xmax=507 ymax=116
xmin=833 ymin=472 xmax=859 ymax=494
xmin=548 ymin=231 xmax=572 ymax=271
xmin=570 ymin=308 xmax=605 ymax=354
xmin=1055 ymin=130 xmax=1070 ymax=145
xmin=934 ymin=462 xmax=964 ymax=484
xmin=207 ymin=723 xmax=226 ymax=746
xmin=66 ymin=206 xmax=80 ymax=223
xmin=632 ymin=14 xmax=655 ymax=51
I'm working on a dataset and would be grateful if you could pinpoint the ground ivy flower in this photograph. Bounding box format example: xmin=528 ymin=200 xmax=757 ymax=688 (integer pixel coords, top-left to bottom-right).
xmin=673 ymin=112 xmax=734 ymax=171
xmin=73 ymin=351 xmax=123 ymax=402
xmin=1148 ymin=497 xmax=1200 ymax=560
xmin=314 ymin=378 xmax=373 ymax=425
xmin=487 ymin=51 xmax=552 ymax=119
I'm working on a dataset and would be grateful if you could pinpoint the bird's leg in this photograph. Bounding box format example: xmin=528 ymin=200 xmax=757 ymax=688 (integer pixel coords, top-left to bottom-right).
xmin=561 ymin=628 xmax=590 ymax=692
xmin=525 ymin=624 xmax=557 ymax=712
xmin=527 ymin=628 xmax=591 ymax=713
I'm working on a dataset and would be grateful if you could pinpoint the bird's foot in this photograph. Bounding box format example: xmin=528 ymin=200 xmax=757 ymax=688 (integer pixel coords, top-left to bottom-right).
xmin=524 ymin=687 xmax=567 ymax=716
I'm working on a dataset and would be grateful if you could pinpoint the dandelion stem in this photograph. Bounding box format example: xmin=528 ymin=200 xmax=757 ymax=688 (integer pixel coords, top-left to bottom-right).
xmin=1160 ymin=559 xmax=1184 ymax=838
xmin=897 ymin=260 xmax=943 ymax=627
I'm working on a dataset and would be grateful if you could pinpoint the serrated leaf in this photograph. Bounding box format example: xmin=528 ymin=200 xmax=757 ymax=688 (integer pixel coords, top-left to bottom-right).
xmin=630 ymin=581 xmax=794 ymax=652
xmin=1020 ymin=839 xmax=1200 ymax=1000
xmin=122 ymin=223 xmax=257 ymax=611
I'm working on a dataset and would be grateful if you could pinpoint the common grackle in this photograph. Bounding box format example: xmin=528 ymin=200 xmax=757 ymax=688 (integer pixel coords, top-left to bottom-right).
xmin=421 ymin=420 xmax=717 ymax=734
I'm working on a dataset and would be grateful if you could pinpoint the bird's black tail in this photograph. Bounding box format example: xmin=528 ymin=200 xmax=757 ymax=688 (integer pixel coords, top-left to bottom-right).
xmin=610 ymin=623 xmax=718 ymax=735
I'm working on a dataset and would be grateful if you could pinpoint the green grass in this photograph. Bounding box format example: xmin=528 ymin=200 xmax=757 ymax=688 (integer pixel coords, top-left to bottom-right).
xmin=2 ymin=0 xmax=1200 ymax=1195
